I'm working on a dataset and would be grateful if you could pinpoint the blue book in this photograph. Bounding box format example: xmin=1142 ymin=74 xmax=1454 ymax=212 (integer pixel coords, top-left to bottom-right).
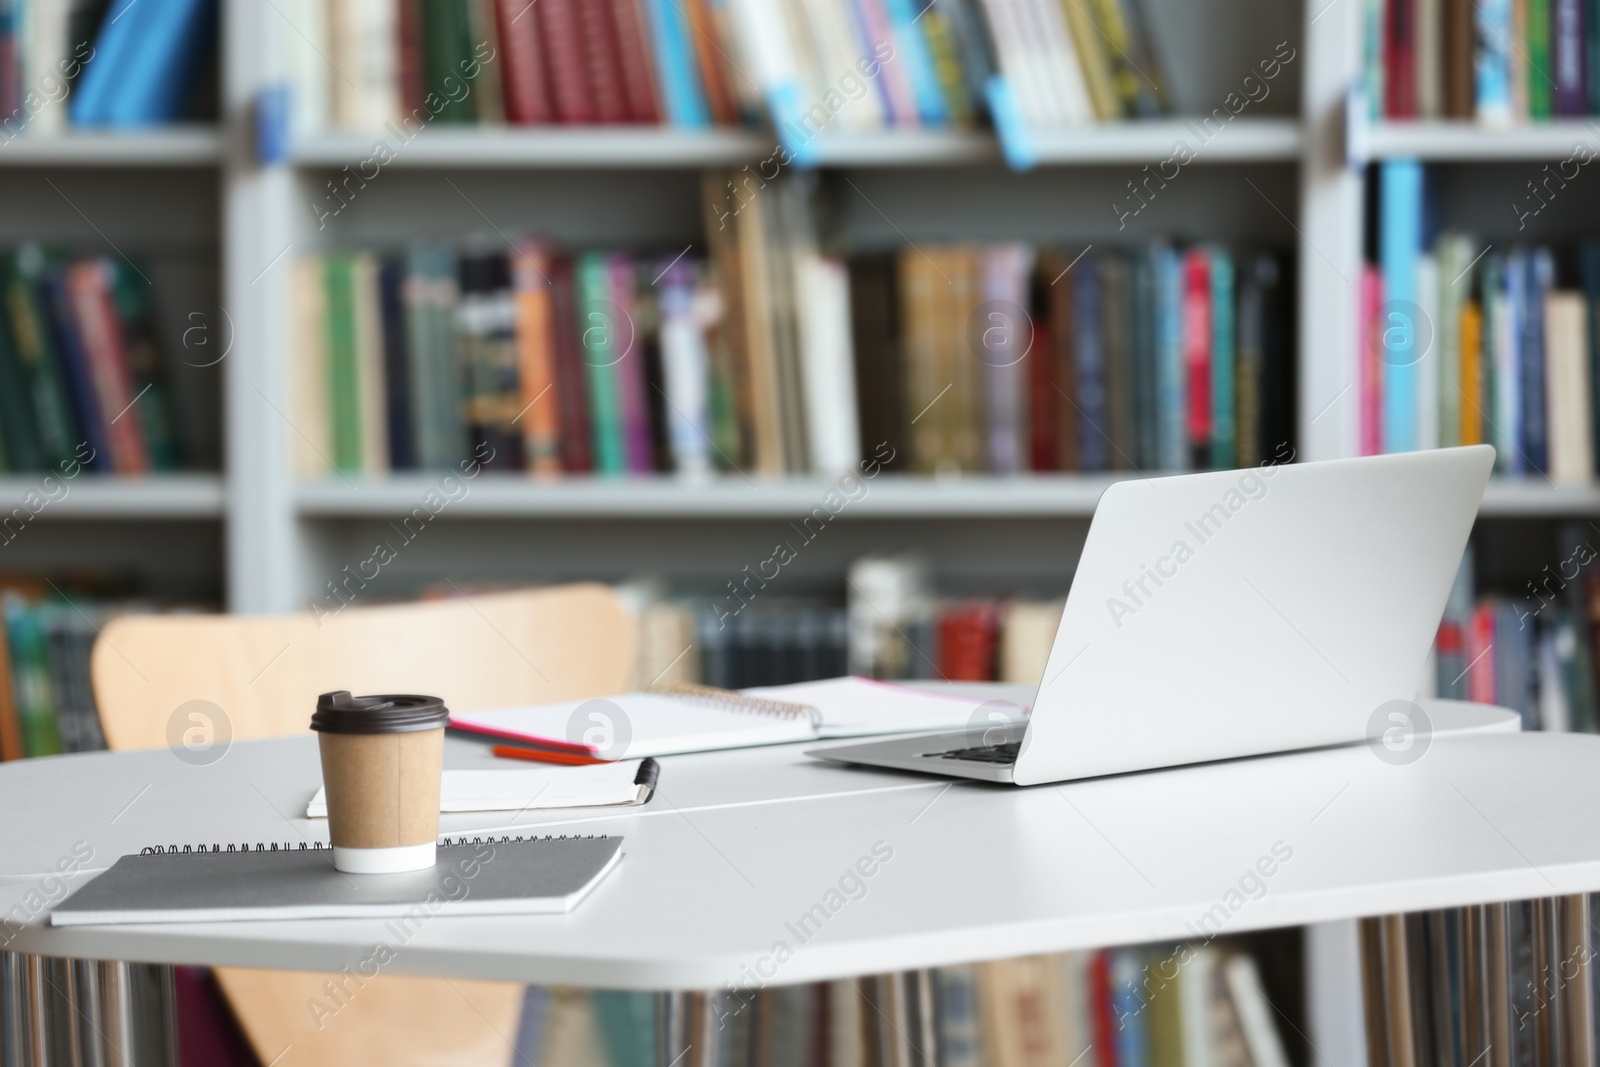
xmin=1502 ymin=250 xmax=1526 ymax=475
xmin=1476 ymin=0 xmax=1515 ymax=123
xmin=69 ymin=0 xmax=146 ymax=126
xmin=1380 ymin=159 xmax=1424 ymax=453
xmin=1074 ymin=257 xmax=1109 ymax=471
xmin=1210 ymin=248 xmax=1236 ymax=469
xmin=37 ymin=270 xmax=108 ymax=471
xmin=377 ymin=258 xmax=415 ymax=471
xmin=1520 ymin=249 xmax=1552 ymax=475
xmin=882 ymin=0 xmax=949 ymax=125
xmin=1111 ymin=949 xmax=1150 ymax=1067
xmin=645 ymin=0 xmax=711 ymax=128
xmin=1154 ymin=244 xmax=1185 ymax=471
xmin=103 ymin=0 xmax=214 ymax=125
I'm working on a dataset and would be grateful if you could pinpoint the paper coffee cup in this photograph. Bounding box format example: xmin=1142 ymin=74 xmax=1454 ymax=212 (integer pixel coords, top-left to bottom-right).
xmin=311 ymin=691 xmax=449 ymax=874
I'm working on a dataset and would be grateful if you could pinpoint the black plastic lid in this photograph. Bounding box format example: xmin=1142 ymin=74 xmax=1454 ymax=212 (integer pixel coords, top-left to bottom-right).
xmin=310 ymin=691 xmax=450 ymax=735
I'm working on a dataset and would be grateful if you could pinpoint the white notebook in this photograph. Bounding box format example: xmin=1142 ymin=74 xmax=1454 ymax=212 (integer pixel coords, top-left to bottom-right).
xmin=449 ymin=677 xmax=1028 ymax=758
xmin=305 ymin=761 xmax=658 ymax=817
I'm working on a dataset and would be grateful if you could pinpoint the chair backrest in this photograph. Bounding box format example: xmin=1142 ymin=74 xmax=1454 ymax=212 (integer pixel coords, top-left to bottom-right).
xmin=91 ymin=583 xmax=636 ymax=750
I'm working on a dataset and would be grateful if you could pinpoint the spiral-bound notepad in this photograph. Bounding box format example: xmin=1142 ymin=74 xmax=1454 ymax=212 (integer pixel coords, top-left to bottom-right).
xmin=450 ymin=678 xmax=1022 ymax=757
xmin=51 ymin=835 xmax=623 ymax=926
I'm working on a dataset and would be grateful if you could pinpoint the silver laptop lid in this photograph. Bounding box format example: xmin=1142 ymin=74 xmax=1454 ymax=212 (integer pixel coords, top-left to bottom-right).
xmin=1014 ymin=446 xmax=1494 ymax=785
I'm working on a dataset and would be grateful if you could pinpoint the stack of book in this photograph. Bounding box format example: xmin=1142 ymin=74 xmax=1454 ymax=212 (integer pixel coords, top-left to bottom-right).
xmin=0 ymin=580 xmax=163 ymax=760
xmin=1434 ymin=536 xmax=1600 ymax=733
xmin=1359 ymin=896 xmax=1599 ymax=1066
xmin=292 ymin=196 xmax=1293 ymax=478
xmin=1362 ymin=160 xmax=1600 ymax=482
xmin=0 ymin=246 xmax=187 ymax=475
xmin=289 ymin=0 xmax=755 ymax=133
xmin=509 ymin=938 xmax=1299 ymax=1067
xmin=290 ymin=0 xmax=1170 ymax=136
xmin=0 ymin=0 xmax=216 ymax=132
xmin=1365 ymin=0 xmax=1599 ymax=123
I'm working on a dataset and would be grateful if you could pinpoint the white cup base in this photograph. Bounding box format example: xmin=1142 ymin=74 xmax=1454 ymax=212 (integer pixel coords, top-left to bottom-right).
xmin=333 ymin=842 xmax=436 ymax=874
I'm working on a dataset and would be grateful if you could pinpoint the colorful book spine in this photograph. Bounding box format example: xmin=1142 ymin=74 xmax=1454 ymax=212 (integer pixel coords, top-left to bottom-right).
xmin=1073 ymin=256 xmax=1110 ymax=472
xmin=1182 ymin=250 xmax=1212 ymax=468
xmin=1476 ymin=0 xmax=1515 ymax=122
xmin=1529 ymin=0 xmax=1555 ymax=117
xmin=1380 ymin=159 xmax=1423 ymax=453
xmin=1155 ymin=244 xmax=1185 ymax=471
xmin=577 ymin=252 xmax=626 ymax=474
xmin=644 ymin=0 xmax=711 ymax=127
xmin=1520 ymin=250 xmax=1551 ymax=474
xmin=609 ymin=254 xmax=654 ymax=473
xmin=1209 ymin=248 xmax=1235 ymax=470
xmin=511 ymin=241 xmax=562 ymax=475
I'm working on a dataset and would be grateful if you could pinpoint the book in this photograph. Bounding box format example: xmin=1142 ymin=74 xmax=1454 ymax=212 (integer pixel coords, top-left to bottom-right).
xmin=1380 ymin=159 xmax=1424 ymax=453
xmin=306 ymin=761 xmax=659 ymax=816
xmin=52 ymin=835 xmax=624 ymax=925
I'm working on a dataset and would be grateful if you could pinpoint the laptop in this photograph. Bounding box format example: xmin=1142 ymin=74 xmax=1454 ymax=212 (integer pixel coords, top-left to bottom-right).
xmin=807 ymin=446 xmax=1496 ymax=785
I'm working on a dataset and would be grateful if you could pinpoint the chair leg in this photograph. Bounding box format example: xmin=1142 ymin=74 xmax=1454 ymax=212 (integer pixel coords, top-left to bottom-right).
xmin=0 ymin=956 xmax=175 ymax=1067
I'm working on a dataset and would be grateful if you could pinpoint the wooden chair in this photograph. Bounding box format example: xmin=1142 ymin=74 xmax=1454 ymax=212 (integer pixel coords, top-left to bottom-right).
xmin=90 ymin=583 xmax=637 ymax=1067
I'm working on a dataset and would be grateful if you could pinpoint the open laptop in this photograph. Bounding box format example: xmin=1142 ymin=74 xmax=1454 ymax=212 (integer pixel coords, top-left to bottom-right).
xmin=807 ymin=446 xmax=1496 ymax=785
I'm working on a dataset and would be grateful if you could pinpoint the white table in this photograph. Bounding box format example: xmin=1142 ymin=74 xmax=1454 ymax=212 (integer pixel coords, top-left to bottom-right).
xmin=0 ymin=695 xmax=1563 ymax=992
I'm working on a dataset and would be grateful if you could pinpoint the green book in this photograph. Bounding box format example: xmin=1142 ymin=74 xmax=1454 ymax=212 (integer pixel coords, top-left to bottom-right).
xmin=3 ymin=249 xmax=79 ymax=470
xmin=5 ymin=597 xmax=61 ymax=758
xmin=1480 ymin=255 xmax=1507 ymax=473
xmin=1529 ymin=0 xmax=1554 ymax=119
xmin=591 ymin=991 xmax=655 ymax=1067
xmin=577 ymin=252 xmax=625 ymax=475
xmin=1209 ymin=248 xmax=1235 ymax=470
xmin=324 ymin=255 xmax=363 ymax=473
xmin=0 ymin=303 xmax=40 ymax=471
xmin=423 ymin=0 xmax=477 ymax=125
xmin=109 ymin=260 xmax=184 ymax=470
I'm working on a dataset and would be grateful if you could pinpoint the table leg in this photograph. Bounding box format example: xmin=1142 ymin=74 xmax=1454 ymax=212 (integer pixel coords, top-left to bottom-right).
xmin=0 ymin=954 xmax=174 ymax=1067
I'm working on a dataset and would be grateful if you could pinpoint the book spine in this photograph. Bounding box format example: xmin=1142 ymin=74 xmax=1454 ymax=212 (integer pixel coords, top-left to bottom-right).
xmin=512 ymin=241 xmax=562 ymax=475
xmin=38 ymin=269 xmax=107 ymax=470
xmin=1445 ymin=0 xmax=1475 ymax=116
xmin=682 ymin=0 xmax=738 ymax=124
xmin=1553 ymin=0 xmax=1586 ymax=114
xmin=1155 ymin=244 xmax=1184 ymax=471
xmin=537 ymin=0 xmax=594 ymax=122
xmin=64 ymin=261 xmax=148 ymax=474
xmin=883 ymin=0 xmax=950 ymax=124
xmin=1387 ymin=0 xmax=1417 ymax=117
xmin=1073 ymin=256 xmax=1109 ymax=472
xmin=1380 ymin=159 xmax=1423 ymax=453
xmin=1520 ymin=251 xmax=1551 ymax=473
xmin=658 ymin=259 xmax=712 ymax=475
xmin=397 ymin=0 xmax=426 ymax=117
xmin=550 ymin=254 xmax=593 ymax=473
xmin=1182 ymin=249 xmax=1212 ymax=468
xmin=645 ymin=0 xmax=711 ymax=126
xmin=577 ymin=253 xmax=626 ymax=474
xmin=1582 ymin=242 xmax=1600 ymax=474
xmin=378 ymin=257 xmax=416 ymax=470
xmin=1209 ymin=248 xmax=1235 ymax=470
xmin=577 ymin=0 xmax=629 ymax=123
xmin=1475 ymin=0 xmax=1515 ymax=123
xmin=609 ymin=0 xmax=663 ymax=123
xmin=324 ymin=255 xmax=363 ymax=473
xmin=1460 ymin=297 xmax=1484 ymax=446
xmin=495 ymin=0 xmax=555 ymax=123
xmin=609 ymin=254 xmax=655 ymax=473
xmin=981 ymin=244 xmax=1031 ymax=473
xmin=1529 ymin=0 xmax=1554 ymax=117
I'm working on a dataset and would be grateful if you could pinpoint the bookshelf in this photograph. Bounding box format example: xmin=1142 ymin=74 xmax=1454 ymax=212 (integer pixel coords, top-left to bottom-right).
xmin=14 ymin=0 xmax=1598 ymax=1059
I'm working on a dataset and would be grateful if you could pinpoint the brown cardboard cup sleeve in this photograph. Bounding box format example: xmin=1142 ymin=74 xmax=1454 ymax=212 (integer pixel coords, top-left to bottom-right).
xmin=311 ymin=691 xmax=448 ymax=874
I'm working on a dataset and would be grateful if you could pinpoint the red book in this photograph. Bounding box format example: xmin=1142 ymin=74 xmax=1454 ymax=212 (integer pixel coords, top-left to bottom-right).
xmin=577 ymin=0 xmax=630 ymax=123
xmin=396 ymin=0 xmax=425 ymax=117
xmin=1466 ymin=602 xmax=1496 ymax=705
xmin=65 ymin=261 xmax=148 ymax=474
xmin=536 ymin=0 xmax=595 ymax=123
xmin=1181 ymin=250 xmax=1212 ymax=468
xmin=1386 ymin=0 xmax=1416 ymax=117
xmin=1029 ymin=318 xmax=1057 ymax=470
xmin=550 ymin=255 xmax=593 ymax=472
xmin=937 ymin=602 xmax=1000 ymax=681
xmin=1359 ymin=265 xmax=1383 ymax=455
xmin=495 ymin=0 xmax=555 ymax=123
xmin=1090 ymin=951 xmax=1119 ymax=1067
xmin=608 ymin=0 xmax=662 ymax=123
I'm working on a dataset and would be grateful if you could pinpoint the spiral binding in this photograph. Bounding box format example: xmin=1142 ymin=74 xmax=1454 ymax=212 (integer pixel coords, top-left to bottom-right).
xmin=651 ymin=682 xmax=822 ymax=726
xmin=139 ymin=833 xmax=610 ymax=856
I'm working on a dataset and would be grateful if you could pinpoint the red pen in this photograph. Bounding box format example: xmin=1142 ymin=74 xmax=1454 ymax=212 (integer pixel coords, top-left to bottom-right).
xmin=491 ymin=744 xmax=608 ymax=766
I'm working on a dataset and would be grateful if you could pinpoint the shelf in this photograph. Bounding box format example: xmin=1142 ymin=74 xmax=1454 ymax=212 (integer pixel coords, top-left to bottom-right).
xmin=1478 ymin=480 xmax=1600 ymax=517
xmin=0 ymin=127 xmax=222 ymax=166
xmin=295 ymin=473 xmax=1130 ymax=519
xmin=1364 ymin=120 xmax=1600 ymax=160
xmin=291 ymin=119 xmax=1303 ymax=170
xmin=1026 ymin=118 xmax=1304 ymax=163
xmin=0 ymin=474 xmax=225 ymax=518
xmin=293 ymin=128 xmax=774 ymax=168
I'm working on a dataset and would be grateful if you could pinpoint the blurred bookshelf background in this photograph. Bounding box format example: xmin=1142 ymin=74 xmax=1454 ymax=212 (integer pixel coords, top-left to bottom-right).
xmin=7 ymin=0 xmax=1600 ymax=1062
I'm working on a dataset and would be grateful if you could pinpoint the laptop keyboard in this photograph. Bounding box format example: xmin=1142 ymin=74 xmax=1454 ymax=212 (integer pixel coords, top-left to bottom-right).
xmin=926 ymin=740 xmax=1021 ymax=765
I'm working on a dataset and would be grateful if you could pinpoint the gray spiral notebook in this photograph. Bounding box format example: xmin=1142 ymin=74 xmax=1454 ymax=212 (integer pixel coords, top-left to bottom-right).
xmin=51 ymin=835 xmax=623 ymax=926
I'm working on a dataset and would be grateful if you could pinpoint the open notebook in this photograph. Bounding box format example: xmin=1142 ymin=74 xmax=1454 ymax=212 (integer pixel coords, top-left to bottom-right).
xmin=449 ymin=677 xmax=1028 ymax=759
xmin=304 ymin=761 xmax=659 ymax=817
xmin=52 ymin=835 xmax=622 ymax=925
